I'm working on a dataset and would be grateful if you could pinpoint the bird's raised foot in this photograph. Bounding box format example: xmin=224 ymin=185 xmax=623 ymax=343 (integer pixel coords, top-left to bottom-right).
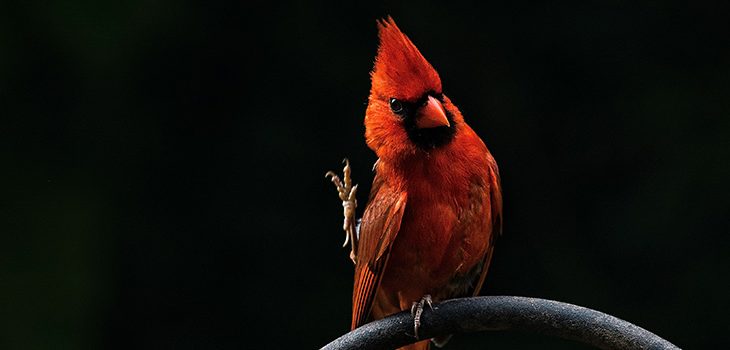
xmin=325 ymin=158 xmax=359 ymax=264
xmin=410 ymin=294 xmax=434 ymax=339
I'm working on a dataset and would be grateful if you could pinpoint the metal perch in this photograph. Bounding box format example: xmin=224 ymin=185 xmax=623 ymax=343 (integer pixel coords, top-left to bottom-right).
xmin=321 ymin=296 xmax=680 ymax=350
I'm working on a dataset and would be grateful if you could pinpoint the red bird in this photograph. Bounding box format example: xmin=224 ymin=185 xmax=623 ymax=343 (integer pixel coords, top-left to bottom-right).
xmin=328 ymin=17 xmax=502 ymax=350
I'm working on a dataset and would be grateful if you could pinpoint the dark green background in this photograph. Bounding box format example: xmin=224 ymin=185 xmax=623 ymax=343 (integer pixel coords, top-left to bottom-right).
xmin=2 ymin=1 xmax=729 ymax=349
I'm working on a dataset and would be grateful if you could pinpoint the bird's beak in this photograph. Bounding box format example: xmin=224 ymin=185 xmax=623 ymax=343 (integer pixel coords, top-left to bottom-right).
xmin=416 ymin=96 xmax=450 ymax=129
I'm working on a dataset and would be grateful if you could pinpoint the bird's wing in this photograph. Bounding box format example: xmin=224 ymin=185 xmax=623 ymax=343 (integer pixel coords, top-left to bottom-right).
xmin=351 ymin=169 xmax=407 ymax=329
xmin=471 ymin=158 xmax=503 ymax=296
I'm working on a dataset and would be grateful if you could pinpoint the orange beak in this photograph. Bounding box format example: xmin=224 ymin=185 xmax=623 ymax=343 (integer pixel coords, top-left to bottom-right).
xmin=416 ymin=96 xmax=450 ymax=129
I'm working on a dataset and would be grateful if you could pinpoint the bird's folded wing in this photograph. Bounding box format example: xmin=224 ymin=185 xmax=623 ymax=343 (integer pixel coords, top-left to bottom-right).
xmin=351 ymin=172 xmax=407 ymax=329
xmin=471 ymin=160 xmax=503 ymax=296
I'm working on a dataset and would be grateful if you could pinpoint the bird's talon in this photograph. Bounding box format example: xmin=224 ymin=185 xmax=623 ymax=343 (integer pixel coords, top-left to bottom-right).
xmin=342 ymin=231 xmax=350 ymax=247
xmin=411 ymin=295 xmax=433 ymax=339
xmin=326 ymin=159 xmax=359 ymax=264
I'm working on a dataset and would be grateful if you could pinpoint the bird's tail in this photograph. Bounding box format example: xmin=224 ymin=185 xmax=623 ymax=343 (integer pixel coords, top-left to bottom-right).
xmin=398 ymin=334 xmax=453 ymax=349
xmin=398 ymin=340 xmax=431 ymax=350
xmin=432 ymin=334 xmax=453 ymax=347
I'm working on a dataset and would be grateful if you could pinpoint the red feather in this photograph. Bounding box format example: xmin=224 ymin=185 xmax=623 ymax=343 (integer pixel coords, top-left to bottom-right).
xmin=353 ymin=17 xmax=502 ymax=350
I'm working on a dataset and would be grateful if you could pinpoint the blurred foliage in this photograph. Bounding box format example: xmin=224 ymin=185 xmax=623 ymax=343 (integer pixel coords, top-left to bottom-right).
xmin=1 ymin=1 xmax=729 ymax=349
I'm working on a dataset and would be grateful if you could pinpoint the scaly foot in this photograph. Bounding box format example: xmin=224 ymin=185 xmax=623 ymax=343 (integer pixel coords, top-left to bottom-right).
xmin=325 ymin=158 xmax=358 ymax=264
xmin=410 ymin=294 xmax=434 ymax=339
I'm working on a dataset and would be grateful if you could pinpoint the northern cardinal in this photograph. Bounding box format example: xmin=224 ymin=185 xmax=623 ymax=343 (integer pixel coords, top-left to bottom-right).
xmin=328 ymin=17 xmax=502 ymax=350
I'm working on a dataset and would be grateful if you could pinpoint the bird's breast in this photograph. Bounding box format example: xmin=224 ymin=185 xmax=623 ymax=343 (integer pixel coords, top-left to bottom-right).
xmin=380 ymin=171 xmax=487 ymax=302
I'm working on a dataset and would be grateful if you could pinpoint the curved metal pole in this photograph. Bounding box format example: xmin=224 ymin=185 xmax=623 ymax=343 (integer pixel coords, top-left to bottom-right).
xmin=321 ymin=296 xmax=680 ymax=350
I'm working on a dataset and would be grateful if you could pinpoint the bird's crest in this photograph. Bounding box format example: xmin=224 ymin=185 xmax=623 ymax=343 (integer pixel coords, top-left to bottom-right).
xmin=371 ymin=17 xmax=442 ymax=101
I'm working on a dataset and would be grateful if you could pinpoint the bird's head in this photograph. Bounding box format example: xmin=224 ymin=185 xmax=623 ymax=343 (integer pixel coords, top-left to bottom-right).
xmin=365 ymin=17 xmax=465 ymax=160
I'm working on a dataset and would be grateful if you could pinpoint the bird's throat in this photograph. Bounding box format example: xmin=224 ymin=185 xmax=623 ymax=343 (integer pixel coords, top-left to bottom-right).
xmin=405 ymin=124 xmax=456 ymax=150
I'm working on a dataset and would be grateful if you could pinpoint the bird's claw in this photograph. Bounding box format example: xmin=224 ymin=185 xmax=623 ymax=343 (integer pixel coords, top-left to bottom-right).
xmin=410 ymin=294 xmax=434 ymax=339
xmin=325 ymin=158 xmax=358 ymax=264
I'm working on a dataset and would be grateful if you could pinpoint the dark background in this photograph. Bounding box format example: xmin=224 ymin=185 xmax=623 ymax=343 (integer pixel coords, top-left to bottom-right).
xmin=2 ymin=1 xmax=729 ymax=349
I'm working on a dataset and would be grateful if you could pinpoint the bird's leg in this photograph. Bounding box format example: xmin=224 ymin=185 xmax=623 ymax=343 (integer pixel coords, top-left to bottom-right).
xmin=410 ymin=294 xmax=434 ymax=339
xmin=325 ymin=158 xmax=358 ymax=264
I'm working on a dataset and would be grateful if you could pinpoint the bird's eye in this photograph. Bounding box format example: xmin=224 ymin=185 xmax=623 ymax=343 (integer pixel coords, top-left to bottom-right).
xmin=389 ymin=98 xmax=404 ymax=114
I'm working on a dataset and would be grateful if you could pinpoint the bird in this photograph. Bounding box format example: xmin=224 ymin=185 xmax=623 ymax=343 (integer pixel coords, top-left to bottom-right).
xmin=327 ymin=17 xmax=502 ymax=350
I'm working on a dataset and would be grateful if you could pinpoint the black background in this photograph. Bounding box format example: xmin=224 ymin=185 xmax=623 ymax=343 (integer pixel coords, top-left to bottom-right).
xmin=2 ymin=1 xmax=729 ymax=349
